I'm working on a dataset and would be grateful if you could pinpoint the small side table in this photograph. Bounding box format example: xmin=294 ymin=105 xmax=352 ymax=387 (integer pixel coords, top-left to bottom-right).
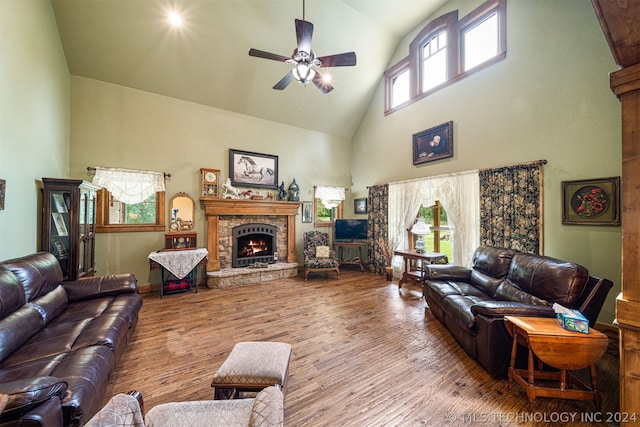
xmin=148 ymin=248 xmax=208 ymax=298
xmin=334 ymin=241 xmax=366 ymax=271
xmin=504 ymin=316 xmax=609 ymax=410
xmin=393 ymin=248 xmax=448 ymax=289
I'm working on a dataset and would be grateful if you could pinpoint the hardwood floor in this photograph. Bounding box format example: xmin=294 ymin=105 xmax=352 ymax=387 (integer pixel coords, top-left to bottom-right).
xmin=105 ymin=269 xmax=619 ymax=426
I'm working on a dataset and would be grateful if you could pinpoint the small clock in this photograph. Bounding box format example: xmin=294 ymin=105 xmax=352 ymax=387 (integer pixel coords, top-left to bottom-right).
xmin=200 ymin=168 xmax=220 ymax=199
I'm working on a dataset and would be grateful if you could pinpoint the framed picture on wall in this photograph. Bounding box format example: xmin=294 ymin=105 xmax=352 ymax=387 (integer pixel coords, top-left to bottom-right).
xmin=0 ymin=179 xmax=5 ymax=210
xmin=301 ymin=201 xmax=312 ymax=223
xmin=562 ymin=176 xmax=620 ymax=225
xmin=354 ymin=198 xmax=367 ymax=214
xmin=412 ymin=121 xmax=453 ymax=165
xmin=229 ymin=149 xmax=278 ymax=189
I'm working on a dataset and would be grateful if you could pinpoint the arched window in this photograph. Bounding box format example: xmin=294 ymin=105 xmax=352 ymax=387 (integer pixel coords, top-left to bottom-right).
xmin=384 ymin=0 xmax=506 ymax=114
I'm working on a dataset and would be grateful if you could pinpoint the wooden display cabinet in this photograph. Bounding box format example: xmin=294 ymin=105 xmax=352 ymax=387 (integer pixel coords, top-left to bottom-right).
xmin=42 ymin=178 xmax=100 ymax=280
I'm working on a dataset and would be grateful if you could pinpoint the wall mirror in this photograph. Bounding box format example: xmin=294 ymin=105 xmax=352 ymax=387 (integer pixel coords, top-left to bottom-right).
xmin=169 ymin=192 xmax=195 ymax=231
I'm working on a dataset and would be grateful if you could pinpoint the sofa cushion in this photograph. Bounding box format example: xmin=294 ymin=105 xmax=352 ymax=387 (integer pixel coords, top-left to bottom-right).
xmin=472 ymin=246 xmax=518 ymax=278
xmin=27 ymin=285 xmax=68 ymax=325
xmin=0 ymin=268 xmax=26 ymax=320
xmin=505 ymin=253 xmax=589 ymax=307
xmin=0 ymin=306 xmax=45 ymax=363
xmin=145 ymin=399 xmax=255 ymax=427
xmin=493 ymin=281 xmax=551 ymax=306
xmin=0 ymin=253 xmax=63 ymax=302
xmin=442 ymin=294 xmax=493 ymax=331
xmin=0 ymin=376 xmax=67 ymax=420
xmin=469 ymin=246 xmax=518 ymax=295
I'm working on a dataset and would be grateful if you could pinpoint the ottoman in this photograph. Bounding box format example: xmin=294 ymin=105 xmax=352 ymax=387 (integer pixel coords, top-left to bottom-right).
xmin=211 ymin=341 xmax=292 ymax=399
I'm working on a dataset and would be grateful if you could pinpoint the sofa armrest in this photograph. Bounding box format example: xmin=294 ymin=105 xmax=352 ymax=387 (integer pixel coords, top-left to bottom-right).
xmin=425 ymin=264 xmax=472 ymax=281
xmin=0 ymin=376 xmax=67 ymax=421
xmin=470 ymin=301 xmax=556 ymax=318
xmin=85 ymin=392 xmax=144 ymax=427
xmin=63 ymin=274 xmax=138 ymax=302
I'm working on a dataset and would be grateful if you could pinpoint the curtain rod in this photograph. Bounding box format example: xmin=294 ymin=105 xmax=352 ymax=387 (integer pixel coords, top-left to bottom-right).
xmin=86 ymin=166 xmax=171 ymax=178
xmin=479 ymin=159 xmax=547 ymax=172
xmin=313 ymin=185 xmax=348 ymax=191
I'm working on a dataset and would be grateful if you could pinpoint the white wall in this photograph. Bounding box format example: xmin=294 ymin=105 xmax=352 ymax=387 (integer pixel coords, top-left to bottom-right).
xmin=0 ymin=0 xmax=70 ymax=260
xmin=350 ymin=0 xmax=621 ymax=324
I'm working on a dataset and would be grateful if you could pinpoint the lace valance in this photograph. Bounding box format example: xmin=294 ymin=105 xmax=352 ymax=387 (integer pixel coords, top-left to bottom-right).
xmin=92 ymin=167 xmax=165 ymax=204
xmin=315 ymin=186 xmax=346 ymax=209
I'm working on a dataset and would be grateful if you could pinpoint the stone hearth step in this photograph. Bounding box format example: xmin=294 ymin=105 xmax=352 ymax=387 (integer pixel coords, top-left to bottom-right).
xmin=206 ymin=262 xmax=299 ymax=288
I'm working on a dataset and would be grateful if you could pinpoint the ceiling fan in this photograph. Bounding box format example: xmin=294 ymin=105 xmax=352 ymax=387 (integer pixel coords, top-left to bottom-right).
xmin=248 ymin=3 xmax=356 ymax=94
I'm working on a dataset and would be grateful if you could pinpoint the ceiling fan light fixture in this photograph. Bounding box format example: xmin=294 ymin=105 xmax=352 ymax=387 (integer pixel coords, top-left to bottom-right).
xmin=293 ymin=63 xmax=316 ymax=83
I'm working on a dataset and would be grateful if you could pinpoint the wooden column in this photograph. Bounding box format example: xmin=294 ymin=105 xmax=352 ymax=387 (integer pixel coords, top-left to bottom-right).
xmin=611 ymin=63 xmax=640 ymax=419
xmin=201 ymin=199 xmax=300 ymax=272
xmin=592 ymin=0 xmax=640 ymax=416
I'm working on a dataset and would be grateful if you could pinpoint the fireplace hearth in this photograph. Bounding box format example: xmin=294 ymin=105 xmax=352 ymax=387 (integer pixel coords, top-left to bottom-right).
xmin=232 ymin=223 xmax=277 ymax=268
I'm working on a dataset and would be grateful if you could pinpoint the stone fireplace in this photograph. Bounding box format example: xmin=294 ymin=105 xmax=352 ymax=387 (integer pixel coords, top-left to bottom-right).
xmin=201 ymin=199 xmax=300 ymax=278
xmin=231 ymin=222 xmax=277 ymax=268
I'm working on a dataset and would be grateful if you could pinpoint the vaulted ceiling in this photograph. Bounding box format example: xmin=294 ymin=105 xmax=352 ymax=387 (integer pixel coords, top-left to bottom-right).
xmin=51 ymin=0 xmax=447 ymax=140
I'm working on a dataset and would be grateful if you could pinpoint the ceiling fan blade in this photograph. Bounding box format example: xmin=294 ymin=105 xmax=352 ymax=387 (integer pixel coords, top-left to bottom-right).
xmin=295 ymin=19 xmax=314 ymax=55
xmin=317 ymin=52 xmax=357 ymax=67
xmin=273 ymin=71 xmax=295 ymax=90
xmin=249 ymin=48 xmax=291 ymax=63
xmin=312 ymin=72 xmax=334 ymax=94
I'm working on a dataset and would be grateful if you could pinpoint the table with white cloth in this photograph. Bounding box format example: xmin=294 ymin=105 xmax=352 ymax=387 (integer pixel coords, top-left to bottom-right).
xmin=148 ymin=248 xmax=208 ymax=297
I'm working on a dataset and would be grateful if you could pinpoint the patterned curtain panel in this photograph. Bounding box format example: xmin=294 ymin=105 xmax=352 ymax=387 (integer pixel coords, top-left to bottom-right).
xmin=479 ymin=161 xmax=546 ymax=254
xmin=367 ymin=184 xmax=389 ymax=274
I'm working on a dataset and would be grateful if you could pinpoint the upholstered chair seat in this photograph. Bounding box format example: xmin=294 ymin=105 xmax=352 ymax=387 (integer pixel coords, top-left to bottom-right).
xmin=303 ymin=231 xmax=340 ymax=281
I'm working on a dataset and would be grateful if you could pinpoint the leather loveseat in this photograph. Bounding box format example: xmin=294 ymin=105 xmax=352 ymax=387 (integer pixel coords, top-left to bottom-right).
xmin=0 ymin=252 xmax=143 ymax=426
xmin=423 ymin=246 xmax=613 ymax=378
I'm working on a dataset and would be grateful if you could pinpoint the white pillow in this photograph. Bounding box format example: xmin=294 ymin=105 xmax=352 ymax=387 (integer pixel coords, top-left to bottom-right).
xmin=315 ymin=246 xmax=330 ymax=258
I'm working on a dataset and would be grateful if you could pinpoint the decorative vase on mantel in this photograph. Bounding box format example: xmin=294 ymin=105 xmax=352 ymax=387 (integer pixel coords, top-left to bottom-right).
xmin=288 ymin=179 xmax=300 ymax=202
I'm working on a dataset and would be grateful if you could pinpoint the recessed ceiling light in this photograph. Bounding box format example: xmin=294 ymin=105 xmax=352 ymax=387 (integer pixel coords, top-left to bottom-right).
xmin=168 ymin=10 xmax=183 ymax=27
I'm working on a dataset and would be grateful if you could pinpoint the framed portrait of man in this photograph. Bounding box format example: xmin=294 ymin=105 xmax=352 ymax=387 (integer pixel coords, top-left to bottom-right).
xmin=412 ymin=121 xmax=453 ymax=165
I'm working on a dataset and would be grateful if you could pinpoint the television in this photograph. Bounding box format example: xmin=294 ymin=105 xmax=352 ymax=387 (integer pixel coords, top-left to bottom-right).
xmin=334 ymin=219 xmax=368 ymax=242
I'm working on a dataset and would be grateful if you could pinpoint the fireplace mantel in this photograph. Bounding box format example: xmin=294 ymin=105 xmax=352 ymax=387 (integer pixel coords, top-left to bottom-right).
xmin=201 ymin=199 xmax=300 ymax=271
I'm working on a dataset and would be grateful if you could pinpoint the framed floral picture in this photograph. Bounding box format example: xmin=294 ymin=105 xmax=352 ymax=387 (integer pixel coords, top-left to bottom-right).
xmin=562 ymin=177 xmax=620 ymax=225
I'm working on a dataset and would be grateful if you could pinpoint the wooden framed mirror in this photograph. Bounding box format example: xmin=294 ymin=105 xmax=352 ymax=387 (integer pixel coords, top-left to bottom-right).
xmin=169 ymin=192 xmax=195 ymax=231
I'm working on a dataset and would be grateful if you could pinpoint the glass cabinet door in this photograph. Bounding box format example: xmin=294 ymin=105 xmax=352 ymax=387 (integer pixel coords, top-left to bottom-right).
xmin=78 ymin=191 xmax=87 ymax=276
xmin=49 ymin=189 xmax=72 ymax=279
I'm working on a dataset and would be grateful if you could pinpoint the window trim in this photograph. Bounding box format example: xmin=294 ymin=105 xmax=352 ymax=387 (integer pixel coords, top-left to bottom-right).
xmin=384 ymin=0 xmax=506 ymax=115
xmin=384 ymin=58 xmax=410 ymax=111
xmin=458 ymin=0 xmax=506 ymax=74
xmin=313 ymin=198 xmax=344 ymax=228
xmin=96 ymin=188 xmax=166 ymax=233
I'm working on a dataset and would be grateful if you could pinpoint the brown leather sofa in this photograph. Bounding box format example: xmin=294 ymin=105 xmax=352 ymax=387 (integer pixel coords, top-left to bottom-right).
xmin=0 ymin=252 xmax=142 ymax=426
xmin=423 ymin=246 xmax=613 ymax=378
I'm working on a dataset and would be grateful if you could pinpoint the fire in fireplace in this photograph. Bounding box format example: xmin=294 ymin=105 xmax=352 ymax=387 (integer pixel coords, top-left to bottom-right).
xmin=232 ymin=223 xmax=277 ymax=268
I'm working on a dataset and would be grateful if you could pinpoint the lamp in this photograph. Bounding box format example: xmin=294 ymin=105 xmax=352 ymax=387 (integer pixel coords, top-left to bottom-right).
xmin=410 ymin=218 xmax=431 ymax=253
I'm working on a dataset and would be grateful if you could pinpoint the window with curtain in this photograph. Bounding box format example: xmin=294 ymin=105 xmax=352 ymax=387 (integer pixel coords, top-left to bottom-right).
xmin=93 ymin=167 xmax=166 ymax=232
xmin=389 ymin=171 xmax=480 ymax=269
xmin=314 ymin=186 xmax=345 ymax=227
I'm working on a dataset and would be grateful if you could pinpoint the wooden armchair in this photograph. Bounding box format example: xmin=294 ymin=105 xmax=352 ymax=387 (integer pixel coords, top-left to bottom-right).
xmin=303 ymin=231 xmax=340 ymax=281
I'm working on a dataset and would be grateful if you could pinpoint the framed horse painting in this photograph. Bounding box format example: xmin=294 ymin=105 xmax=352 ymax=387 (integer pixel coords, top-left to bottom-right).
xmin=229 ymin=149 xmax=278 ymax=189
